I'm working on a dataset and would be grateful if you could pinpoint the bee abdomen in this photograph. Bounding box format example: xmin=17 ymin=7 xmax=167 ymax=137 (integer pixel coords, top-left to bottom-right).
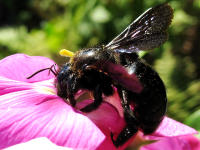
xmin=131 ymin=61 xmax=167 ymax=134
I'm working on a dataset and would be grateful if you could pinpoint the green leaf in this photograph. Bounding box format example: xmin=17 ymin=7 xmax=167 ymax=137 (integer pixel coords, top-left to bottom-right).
xmin=184 ymin=109 xmax=200 ymax=130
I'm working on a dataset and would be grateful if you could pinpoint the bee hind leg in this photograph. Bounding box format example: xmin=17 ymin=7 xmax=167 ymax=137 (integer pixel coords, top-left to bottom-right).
xmin=111 ymin=109 xmax=138 ymax=147
xmin=111 ymin=87 xmax=139 ymax=147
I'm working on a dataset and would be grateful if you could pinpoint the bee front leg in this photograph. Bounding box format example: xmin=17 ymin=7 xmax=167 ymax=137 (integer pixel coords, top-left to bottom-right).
xmin=67 ymin=94 xmax=76 ymax=107
xmin=111 ymin=87 xmax=138 ymax=147
xmin=80 ymin=85 xmax=103 ymax=112
xmin=66 ymin=77 xmax=79 ymax=107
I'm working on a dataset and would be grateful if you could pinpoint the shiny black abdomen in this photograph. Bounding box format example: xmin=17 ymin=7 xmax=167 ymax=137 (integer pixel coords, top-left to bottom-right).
xmin=129 ymin=61 xmax=167 ymax=134
xmin=119 ymin=52 xmax=167 ymax=134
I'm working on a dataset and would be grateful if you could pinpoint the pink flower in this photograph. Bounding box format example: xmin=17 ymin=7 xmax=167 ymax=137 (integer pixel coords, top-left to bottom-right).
xmin=5 ymin=137 xmax=72 ymax=150
xmin=0 ymin=54 xmax=199 ymax=150
xmin=140 ymin=135 xmax=200 ymax=150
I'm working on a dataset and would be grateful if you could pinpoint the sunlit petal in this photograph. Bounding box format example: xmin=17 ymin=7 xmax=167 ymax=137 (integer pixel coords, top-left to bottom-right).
xmin=0 ymin=54 xmax=56 ymax=82
xmin=5 ymin=137 xmax=72 ymax=150
xmin=150 ymin=117 xmax=197 ymax=139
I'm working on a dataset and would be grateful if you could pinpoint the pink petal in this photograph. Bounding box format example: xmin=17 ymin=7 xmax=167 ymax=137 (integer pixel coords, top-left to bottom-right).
xmin=149 ymin=117 xmax=197 ymax=139
xmin=5 ymin=137 xmax=72 ymax=150
xmin=0 ymin=54 xmax=56 ymax=82
xmin=0 ymin=78 xmax=126 ymax=149
xmin=77 ymin=100 xmax=125 ymax=134
xmin=0 ymin=97 xmax=104 ymax=149
xmin=77 ymin=100 xmax=129 ymax=150
xmin=140 ymin=135 xmax=200 ymax=150
xmin=182 ymin=135 xmax=200 ymax=150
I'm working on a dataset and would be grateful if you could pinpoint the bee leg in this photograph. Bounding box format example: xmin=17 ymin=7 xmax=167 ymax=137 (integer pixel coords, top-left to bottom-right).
xmin=66 ymin=77 xmax=79 ymax=107
xmin=81 ymin=85 xmax=102 ymax=112
xmin=111 ymin=87 xmax=138 ymax=147
xmin=68 ymin=94 xmax=76 ymax=107
xmin=111 ymin=114 xmax=138 ymax=147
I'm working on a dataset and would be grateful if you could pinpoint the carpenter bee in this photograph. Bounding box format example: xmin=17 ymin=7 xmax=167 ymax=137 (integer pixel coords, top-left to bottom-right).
xmin=28 ymin=3 xmax=173 ymax=147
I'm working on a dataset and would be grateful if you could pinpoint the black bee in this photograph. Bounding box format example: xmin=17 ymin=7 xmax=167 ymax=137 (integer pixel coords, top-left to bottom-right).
xmin=56 ymin=3 xmax=173 ymax=147
xmin=28 ymin=3 xmax=173 ymax=147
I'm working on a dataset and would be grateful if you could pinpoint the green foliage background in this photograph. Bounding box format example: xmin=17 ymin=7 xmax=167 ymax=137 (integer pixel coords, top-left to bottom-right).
xmin=0 ymin=0 xmax=200 ymax=133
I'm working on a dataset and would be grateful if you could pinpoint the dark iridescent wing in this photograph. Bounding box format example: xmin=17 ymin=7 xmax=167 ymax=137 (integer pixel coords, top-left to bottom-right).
xmin=105 ymin=3 xmax=173 ymax=51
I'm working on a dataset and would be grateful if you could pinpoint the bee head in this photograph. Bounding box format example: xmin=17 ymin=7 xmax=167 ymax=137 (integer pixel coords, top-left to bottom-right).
xmin=56 ymin=63 xmax=78 ymax=99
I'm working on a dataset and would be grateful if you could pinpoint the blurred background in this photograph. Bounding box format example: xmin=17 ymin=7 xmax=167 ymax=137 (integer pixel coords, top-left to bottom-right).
xmin=0 ymin=0 xmax=200 ymax=138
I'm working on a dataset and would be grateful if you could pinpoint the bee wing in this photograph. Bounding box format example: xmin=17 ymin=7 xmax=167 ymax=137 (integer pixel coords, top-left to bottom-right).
xmin=105 ymin=3 xmax=173 ymax=52
xmin=103 ymin=62 xmax=143 ymax=93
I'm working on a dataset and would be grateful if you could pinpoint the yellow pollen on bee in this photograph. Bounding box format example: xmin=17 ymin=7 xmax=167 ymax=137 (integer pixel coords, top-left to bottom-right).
xmin=59 ymin=49 xmax=75 ymax=57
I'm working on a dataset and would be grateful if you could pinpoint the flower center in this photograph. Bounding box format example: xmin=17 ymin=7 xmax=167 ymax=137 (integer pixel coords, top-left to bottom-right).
xmin=39 ymin=86 xmax=56 ymax=95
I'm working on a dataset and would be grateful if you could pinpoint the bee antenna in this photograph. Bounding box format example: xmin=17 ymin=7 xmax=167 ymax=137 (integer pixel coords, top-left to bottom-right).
xmin=27 ymin=64 xmax=58 ymax=79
